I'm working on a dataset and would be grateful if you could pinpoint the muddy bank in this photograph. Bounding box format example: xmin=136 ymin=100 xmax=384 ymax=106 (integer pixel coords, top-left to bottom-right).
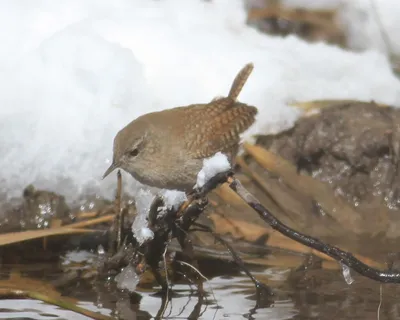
xmin=259 ymin=101 xmax=400 ymax=211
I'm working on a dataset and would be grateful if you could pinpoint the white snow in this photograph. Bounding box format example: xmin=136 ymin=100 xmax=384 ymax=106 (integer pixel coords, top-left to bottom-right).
xmin=195 ymin=152 xmax=231 ymax=189
xmin=0 ymin=0 xmax=400 ymax=203
xmin=160 ymin=189 xmax=187 ymax=211
xmin=131 ymin=187 xmax=187 ymax=243
xmin=115 ymin=264 xmax=139 ymax=292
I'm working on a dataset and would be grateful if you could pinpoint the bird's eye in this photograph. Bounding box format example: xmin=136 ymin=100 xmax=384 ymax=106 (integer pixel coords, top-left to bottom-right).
xmin=129 ymin=149 xmax=139 ymax=157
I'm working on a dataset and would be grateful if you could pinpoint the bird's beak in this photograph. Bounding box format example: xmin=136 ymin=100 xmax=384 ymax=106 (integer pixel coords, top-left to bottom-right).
xmin=102 ymin=162 xmax=118 ymax=179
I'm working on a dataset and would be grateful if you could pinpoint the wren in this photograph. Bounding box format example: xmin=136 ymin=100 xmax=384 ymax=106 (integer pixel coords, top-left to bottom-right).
xmin=103 ymin=63 xmax=258 ymax=192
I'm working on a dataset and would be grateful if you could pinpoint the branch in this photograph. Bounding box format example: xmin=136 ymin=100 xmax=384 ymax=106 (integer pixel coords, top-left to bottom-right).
xmin=227 ymin=177 xmax=400 ymax=283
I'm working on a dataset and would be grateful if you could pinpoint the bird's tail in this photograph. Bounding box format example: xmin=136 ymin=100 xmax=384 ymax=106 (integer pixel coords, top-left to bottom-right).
xmin=227 ymin=63 xmax=254 ymax=101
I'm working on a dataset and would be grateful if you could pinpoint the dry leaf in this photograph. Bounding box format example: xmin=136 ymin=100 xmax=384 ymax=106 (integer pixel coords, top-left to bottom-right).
xmin=0 ymin=214 xmax=114 ymax=247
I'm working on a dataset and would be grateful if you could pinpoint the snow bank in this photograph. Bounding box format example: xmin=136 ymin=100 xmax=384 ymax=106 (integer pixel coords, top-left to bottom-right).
xmin=0 ymin=0 xmax=399 ymax=202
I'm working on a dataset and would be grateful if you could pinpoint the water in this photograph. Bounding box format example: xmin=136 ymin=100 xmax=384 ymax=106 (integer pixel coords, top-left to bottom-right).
xmin=0 ymin=257 xmax=398 ymax=320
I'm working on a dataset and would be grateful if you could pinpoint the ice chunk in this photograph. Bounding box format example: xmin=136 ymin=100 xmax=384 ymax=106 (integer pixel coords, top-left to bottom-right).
xmin=131 ymin=189 xmax=155 ymax=245
xmin=135 ymin=227 xmax=154 ymax=244
xmin=97 ymin=244 xmax=105 ymax=255
xmin=195 ymin=152 xmax=231 ymax=189
xmin=115 ymin=264 xmax=139 ymax=292
xmin=340 ymin=262 xmax=354 ymax=285
xmin=61 ymin=250 xmax=96 ymax=265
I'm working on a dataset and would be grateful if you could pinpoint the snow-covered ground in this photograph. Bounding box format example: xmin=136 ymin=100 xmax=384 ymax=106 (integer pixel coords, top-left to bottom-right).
xmin=0 ymin=0 xmax=399 ymax=202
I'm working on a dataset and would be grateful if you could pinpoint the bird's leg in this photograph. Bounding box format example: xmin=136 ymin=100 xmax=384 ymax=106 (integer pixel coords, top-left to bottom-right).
xmin=174 ymin=198 xmax=208 ymax=294
xmin=179 ymin=170 xmax=232 ymax=221
xmin=145 ymin=232 xmax=170 ymax=292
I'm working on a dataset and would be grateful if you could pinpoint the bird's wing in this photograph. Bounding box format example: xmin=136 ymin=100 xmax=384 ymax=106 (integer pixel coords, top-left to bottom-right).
xmin=181 ymin=98 xmax=232 ymax=123
xmin=179 ymin=62 xmax=256 ymax=158
xmin=185 ymin=102 xmax=257 ymax=159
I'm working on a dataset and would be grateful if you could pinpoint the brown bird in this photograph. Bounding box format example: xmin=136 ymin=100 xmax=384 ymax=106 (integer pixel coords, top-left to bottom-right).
xmin=103 ymin=63 xmax=258 ymax=192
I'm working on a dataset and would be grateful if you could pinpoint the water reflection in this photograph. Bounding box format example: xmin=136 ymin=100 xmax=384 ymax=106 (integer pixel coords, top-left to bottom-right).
xmin=1 ymin=263 xmax=400 ymax=320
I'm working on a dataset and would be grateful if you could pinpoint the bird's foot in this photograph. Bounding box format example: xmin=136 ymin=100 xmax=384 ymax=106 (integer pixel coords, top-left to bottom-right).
xmin=191 ymin=170 xmax=234 ymax=199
